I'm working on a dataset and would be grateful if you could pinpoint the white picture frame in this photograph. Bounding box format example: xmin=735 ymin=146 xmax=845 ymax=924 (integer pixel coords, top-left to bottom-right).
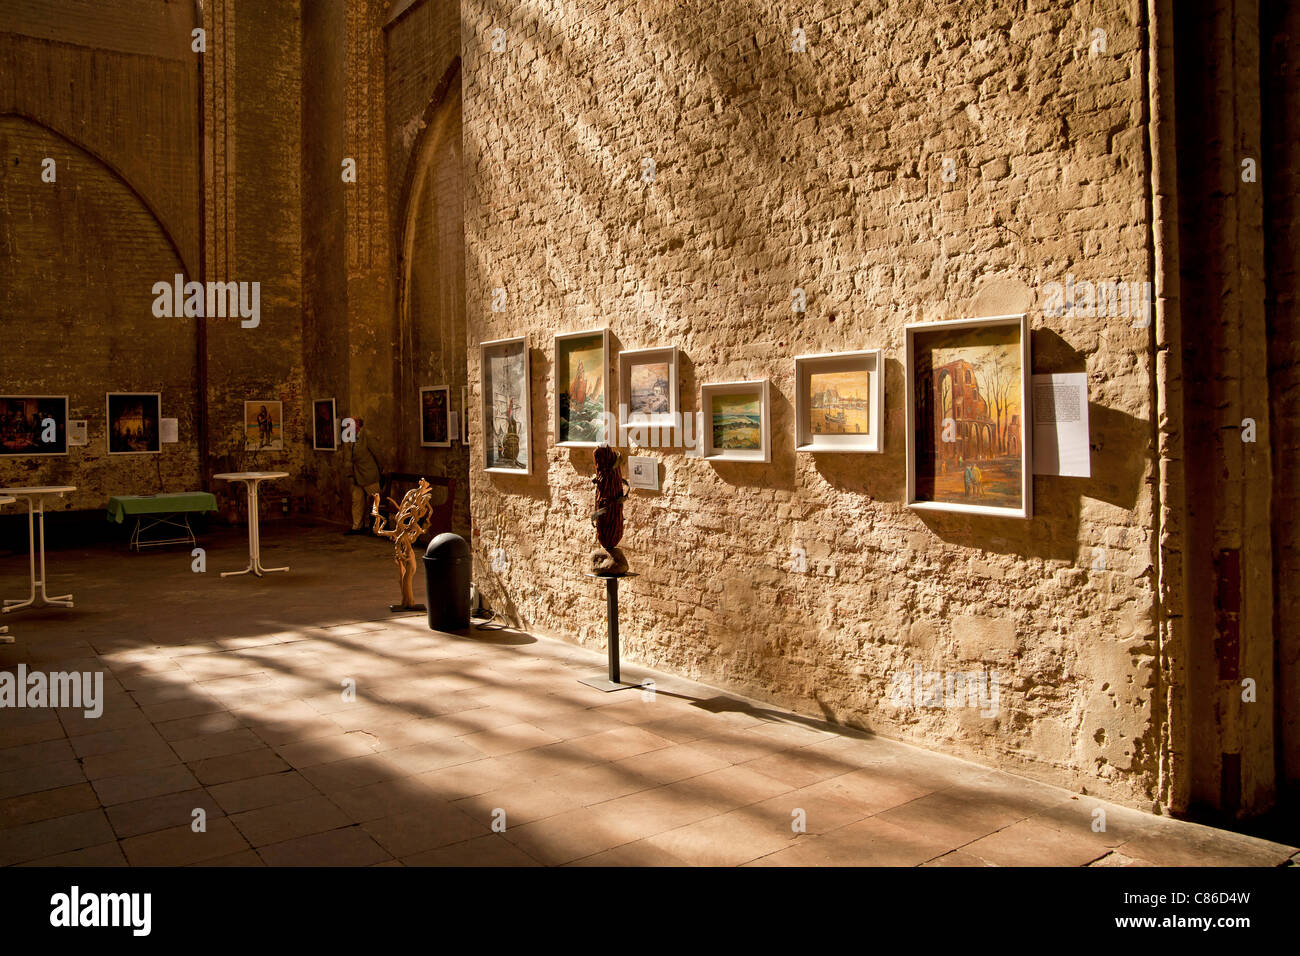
xmin=553 ymin=328 xmax=611 ymax=448
xmin=419 ymin=385 xmax=452 ymax=448
xmin=904 ymin=313 xmax=1032 ymax=518
xmin=699 ymin=379 xmax=771 ymax=463
xmin=480 ymin=335 xmax=532 ymax=475
xmin=794 ymin=349 xmax=884 ymax=453
xmin=618 ymin=346 xmax=679 ymax=447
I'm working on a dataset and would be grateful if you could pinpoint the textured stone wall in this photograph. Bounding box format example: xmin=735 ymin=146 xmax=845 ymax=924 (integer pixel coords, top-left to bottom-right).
xmin=463 ymin=0 xmax=1163 ymax=806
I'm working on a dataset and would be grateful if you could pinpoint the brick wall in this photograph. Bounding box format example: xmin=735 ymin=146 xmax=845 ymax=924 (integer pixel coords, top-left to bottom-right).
xmin=462 ymin=0 xmax=1162 ymax=806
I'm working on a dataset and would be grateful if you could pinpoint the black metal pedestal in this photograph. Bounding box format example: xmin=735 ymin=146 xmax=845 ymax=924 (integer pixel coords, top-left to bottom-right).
xmin=578 ymin=572 xmax=639 ymax=692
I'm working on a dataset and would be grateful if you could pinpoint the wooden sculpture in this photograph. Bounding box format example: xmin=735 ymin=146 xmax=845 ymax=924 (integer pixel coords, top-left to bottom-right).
xmin=590 ymin=444 xmax=629 ymax=575
xmin=372 ymin=478 xmax=434 ymax=610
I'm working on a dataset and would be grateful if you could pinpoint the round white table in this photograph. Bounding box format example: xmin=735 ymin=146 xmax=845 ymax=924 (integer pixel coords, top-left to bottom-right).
xmin=0 ymin=495 xmax=13 ymax=642
xmin=213 ymin=472 xmax=290 ymax=577
xmin=0 ymin=485 xmax=76 ymax=615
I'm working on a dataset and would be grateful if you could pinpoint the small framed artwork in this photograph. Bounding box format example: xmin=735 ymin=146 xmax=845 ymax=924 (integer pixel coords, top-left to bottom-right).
xmin=480 ymin=336 xmax=531 ymax=474
xmin=905 ymin=313 xmax=1032 ymax=518
xmin=313 ymin=398 xmax=337 ymax=451
xmin=420 ymin=386 xmax=451 ymax=447
xmin=618 ymin=346 xmax=679 ymax=445
xmin=554 ymin=328 xmax=610 ymax=447
xmin=700 ymin=380 xmax=771 ymax=463
xmin=461 ymin=386 xmax=469 ymax=443
xmin=244 ymin=400 xmax=284 ymax=452
xmin=0 ymin=396 xmax=68 ymax=456
xmin=106 ymin=393 xmax=162 ymax=455
xmin=794 ymin=350 xmax=885 ymax=453
xmin=68 ymin=420 xmax=88 ymax=447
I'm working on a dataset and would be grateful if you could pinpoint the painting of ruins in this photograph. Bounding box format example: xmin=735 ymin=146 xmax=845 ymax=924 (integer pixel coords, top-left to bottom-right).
xmin=0 ymin=396 xmax=68 ymax=456
xmin=555 ymin=330 xmax=607 ymax=446
xmin=481 ymin=337 xmax=530 ymax=474
xmin=907 ymin=316 xmax=1030 ymax=517
xmin=107 ymin=393 xmax=161 ymax=455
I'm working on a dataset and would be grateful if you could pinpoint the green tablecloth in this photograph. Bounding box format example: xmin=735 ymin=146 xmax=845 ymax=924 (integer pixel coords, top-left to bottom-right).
xmin=106 ymin=492 xmax=218 ymax=524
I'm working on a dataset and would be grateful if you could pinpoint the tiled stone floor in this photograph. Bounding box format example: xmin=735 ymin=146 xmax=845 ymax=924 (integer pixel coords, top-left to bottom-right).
xmin=1 ymin=522 xmax=1295 ymax=867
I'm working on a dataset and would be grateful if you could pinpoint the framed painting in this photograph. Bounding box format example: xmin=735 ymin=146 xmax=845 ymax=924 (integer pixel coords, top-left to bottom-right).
xmin=794 ymin=349 xmax=884 ymax=453
xmin=700 ymin=380 xmax=771 ymax=463
xmin=0 ymin=396 xmax=68 ymax=456
xmin=420 ymin=386 xmax=451 ymax=447
xmin=461 ymin=386 xmax=469 ymax=444
xmin=106 ymin=393 xmax=161 ymax=455
xmin=905 ymin=314 xmax=1031 ymax=518
xmin=617 ymin=346 xmax=678 ymax=446
xmin=480 ymin=336 xmax=531 ymax=474
xmin=554 ymin=328 xmax=610 ymax=447
xmin=313 ymin=398 xmax=337 ymax=451
xmin=244 ymin=400 xmax=284 ymax=452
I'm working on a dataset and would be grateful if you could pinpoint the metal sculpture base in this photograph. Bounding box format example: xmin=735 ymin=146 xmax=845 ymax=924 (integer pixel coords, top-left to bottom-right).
xmin=578 ymin=573 xmax=640 ymax=692
xmin=389 ymin=603 xmax=427 ymax=613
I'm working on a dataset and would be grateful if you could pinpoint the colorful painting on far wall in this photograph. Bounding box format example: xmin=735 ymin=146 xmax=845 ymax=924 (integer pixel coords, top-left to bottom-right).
xmin=912 ymin=322 xmax=1023 ymax=509
xmin=313 ymin=398 xmax=336 ymax=451
xmin=420 ymin=386 xmax=450 ymax=447
xmin=556 ymin=333 xmax=605 ymax=444
xmin=244 ymin=400 xmax=283 ymax=452
xmin=710 ymin=393 xmax=762 ymax=451
xmin=0 ymin=396 xmax=68 ymax=456
xmin=808 ymin=369 xmax=873 ymax=436
xmin=106 ymin=393 xmax=161 ymax=455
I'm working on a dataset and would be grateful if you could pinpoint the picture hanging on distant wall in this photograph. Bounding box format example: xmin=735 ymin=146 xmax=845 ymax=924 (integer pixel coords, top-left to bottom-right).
xmin=480 ymin=336 xmax=531 ymax=475
xmin=905 ymin=314 xmax=1031 ymax=518
xmin=313 ymin=398 xmax=336 ymax=451
xmin=554 ymin=329 xmax=609 ymax=447
xmin=244 ymin=400 xmax=284 ymax=452
xmin=106 ymin=393 xmax=161 ymax=455
xmin=0 ymin=396 xmax=68 ymax=456
xmin=461 ymin=386 xmax=469 ymax=444
xmin=420 ymin=386 xmax=451 ymax=448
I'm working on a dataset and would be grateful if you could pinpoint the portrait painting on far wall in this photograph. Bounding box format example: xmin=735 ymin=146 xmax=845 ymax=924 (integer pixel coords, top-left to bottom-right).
xmin=911 ymin=320 xmax=1025 ymax=511
xmin=106 ymin=393 xmax=161 ymax=455
xmin=420 ymin=386 xmax=451 ymax=447
xmin=313 ymin=398 xmax=336 ymax=451
xmin=244 ymin=400 xmax=283 ymax=452
xmin=0 ymin=396 xmax=68 ymax=456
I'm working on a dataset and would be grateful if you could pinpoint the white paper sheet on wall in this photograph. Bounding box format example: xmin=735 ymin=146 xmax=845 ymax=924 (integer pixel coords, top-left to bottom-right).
xmin=68 ymin=420 xmax=88 ymax=446
xmin=1031 ymin=373 xmax=1090 ymax=477
xmin=160 ymin=418 xmax=179 ymax=444
xmin=449 ymin=412 xmax=459 ymax=442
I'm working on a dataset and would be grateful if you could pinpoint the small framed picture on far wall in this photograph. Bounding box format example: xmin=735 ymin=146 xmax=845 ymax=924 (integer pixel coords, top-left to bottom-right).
xmin=312 ymin=398 xmax=336 ymax=451
xmin=420 ymin=386 xmax=451 ymax=447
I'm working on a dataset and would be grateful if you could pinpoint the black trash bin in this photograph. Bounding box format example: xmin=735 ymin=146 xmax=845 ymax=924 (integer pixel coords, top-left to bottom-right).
xmin=423 ymin=532 xmax=471 ymax=632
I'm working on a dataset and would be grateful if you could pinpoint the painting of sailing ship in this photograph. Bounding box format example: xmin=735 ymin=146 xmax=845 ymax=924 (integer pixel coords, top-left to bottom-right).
xmin=483 ymin=339 xmax=529 ymax=472
xmin=910 ymin=319 xmax=1025 ymax=511
xmin=710 ymin=393 xmax=762 ymax=450
xmin=556 ymin=332 xmax=606 ymax=444
xmin=808 ymin=369 xmax=872 ymax=435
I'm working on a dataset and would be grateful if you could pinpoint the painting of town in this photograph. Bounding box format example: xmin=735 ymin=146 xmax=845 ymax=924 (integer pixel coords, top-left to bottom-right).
xmin=628 ymin=360 xmax=671 ymax=418
xmin=107 ymin=393 xmax=161 ymax=455
xmin=556 ymin=333 xmax=605 ymax=444
xmin=710 ymin=393 xmax=762 ymax=451
xmin=911 ymin=321 xmax=1024 ymax=510
xmin=483 ymin=340 xmax=529 ymax=472
xmin=808 ymin=369 xmax=872 ymax=435
xmin=243 ymin=400 xmax=283 ymax=452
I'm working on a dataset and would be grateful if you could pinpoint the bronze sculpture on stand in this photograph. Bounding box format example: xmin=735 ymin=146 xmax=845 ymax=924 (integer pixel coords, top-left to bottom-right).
xmin=371 ymin=478 xmax=434 ymax=611
xmin=590 ymin=443 xmax=629 ymax=575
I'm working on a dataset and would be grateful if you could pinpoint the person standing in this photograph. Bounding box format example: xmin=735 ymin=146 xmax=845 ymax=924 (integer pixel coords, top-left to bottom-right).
xmin=346 ymin=417 xmax=383 ymax=535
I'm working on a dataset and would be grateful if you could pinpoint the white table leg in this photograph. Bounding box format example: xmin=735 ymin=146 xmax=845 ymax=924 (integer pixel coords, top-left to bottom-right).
xmin=251 ymin=480 xmax=288 ymax=575
xmin=3 ymin=494 xmax=72 ymax=612
xmin=221 ymin=481 xmax=257 ymax=577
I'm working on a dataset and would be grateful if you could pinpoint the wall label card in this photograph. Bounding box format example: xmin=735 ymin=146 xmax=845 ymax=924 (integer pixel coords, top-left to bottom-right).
xmin=628 ymin=455 xmax=659 ymax=491
xmin=1031 ymin=372 xmax=1090 ymax=477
